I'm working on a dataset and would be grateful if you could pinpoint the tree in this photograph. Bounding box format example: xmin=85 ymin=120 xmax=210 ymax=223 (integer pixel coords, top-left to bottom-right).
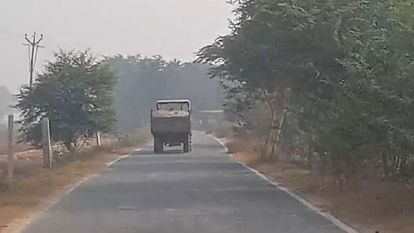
xmin=109 ymin=55 xmax=224 ymax=132
xmin=197 ymin=0 xmax=339 ymax=157
xmin=198 ymin=0 xmax=414 ymax=181
xmin=16 ymin=50 xmax=117 ymax=155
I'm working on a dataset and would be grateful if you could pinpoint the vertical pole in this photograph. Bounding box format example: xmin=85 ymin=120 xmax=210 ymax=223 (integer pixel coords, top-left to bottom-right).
xmin=42 ymin=118 xmax=53 ymax=168
xmin=24 ymin=32 xmax=44 ymax=88
xmin=29 ymin=37 xmax=35 ymax=87
xmin=96 ymin=132 xmax=102 ymax=147
xmin=6 ymin=115 xmax=14 ymax=185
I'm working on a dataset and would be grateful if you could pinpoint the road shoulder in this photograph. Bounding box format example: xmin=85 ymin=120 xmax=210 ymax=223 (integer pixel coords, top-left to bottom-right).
xmin=207 ymin=134 xmax=361 ymax=233
xmin=0 ymin=146 xmax=137 ymax=233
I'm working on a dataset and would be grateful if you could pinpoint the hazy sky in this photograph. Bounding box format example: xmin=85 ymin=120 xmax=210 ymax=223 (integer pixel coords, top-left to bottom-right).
xmin=0 ymin=0 xmax=232 ymax=91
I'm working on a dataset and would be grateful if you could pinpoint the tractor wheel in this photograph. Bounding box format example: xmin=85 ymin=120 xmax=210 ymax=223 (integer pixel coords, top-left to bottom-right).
xmin=154 ymin=137 xmax=163 ymax=153
xmin=183 ymin=134 xmax=192 ymax=153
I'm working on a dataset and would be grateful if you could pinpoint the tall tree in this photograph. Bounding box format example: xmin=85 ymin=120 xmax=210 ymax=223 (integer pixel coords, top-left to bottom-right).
xmin=198 ymin=0 xmax=414 ymax=179
xmin=16 ymin=50 xmax=117 ymax=154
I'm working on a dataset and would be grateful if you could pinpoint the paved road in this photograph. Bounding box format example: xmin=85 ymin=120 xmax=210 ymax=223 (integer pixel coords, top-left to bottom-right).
xmin=23 ymin=132 xmax=346 ymax=233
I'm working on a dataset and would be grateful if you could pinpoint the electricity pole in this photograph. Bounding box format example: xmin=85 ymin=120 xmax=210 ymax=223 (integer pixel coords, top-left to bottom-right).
xmin=24 ymin=32 xmax=44 ymax=87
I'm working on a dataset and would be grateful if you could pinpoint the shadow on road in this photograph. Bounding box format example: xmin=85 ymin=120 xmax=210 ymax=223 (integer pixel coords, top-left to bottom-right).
xmin=129 ymin=148 xmax=185 ymax=155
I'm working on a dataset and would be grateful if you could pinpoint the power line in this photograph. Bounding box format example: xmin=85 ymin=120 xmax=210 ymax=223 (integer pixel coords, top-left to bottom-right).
xmin=23 ymin=32 xmax=44 ymax=88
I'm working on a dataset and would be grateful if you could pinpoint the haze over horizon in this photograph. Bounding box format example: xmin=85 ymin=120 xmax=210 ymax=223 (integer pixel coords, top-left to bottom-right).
xmin=0 ymin=0 xmax=232 ymax=92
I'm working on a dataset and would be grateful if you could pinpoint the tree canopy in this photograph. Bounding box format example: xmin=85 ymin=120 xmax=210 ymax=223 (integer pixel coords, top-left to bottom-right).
xmin=109 ymin=55 xmax=224 ymax=132
xmin=198 ymin=0 xmax=414 ymax=179
xmin=16 ymin=50 xmax=117 ymax=152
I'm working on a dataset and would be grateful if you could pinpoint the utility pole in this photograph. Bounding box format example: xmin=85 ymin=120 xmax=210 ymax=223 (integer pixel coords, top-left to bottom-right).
xmin=5 ymin=115 xmax=14 ymax=185
xmin=24 ymin=32 xmax=44 ymax=87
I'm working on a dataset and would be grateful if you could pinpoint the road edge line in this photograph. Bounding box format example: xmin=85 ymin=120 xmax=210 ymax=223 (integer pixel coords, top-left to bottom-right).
xmin=6 ymin=148 xmax=140 ymax=233
xmin=106 ymin=154 xmax=130 ymax=167
xmin=206 ymin=134 xmax=228 ymax=153
xmin=206 ymin=134 xmax=359 ymax=233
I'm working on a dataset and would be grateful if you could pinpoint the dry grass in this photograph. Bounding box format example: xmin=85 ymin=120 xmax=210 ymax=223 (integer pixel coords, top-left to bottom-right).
xmin=0 ymin=151 xmax=120 ymax=232
xmin=113 ymin=128 xmax=151 ymax=149
xmin=0 ymin=133 xmax=149 ymax=233
xmin=0 ymin=126 xmax=33 ymax=155
xmin=204 ymin=121 xmax=233 ymax=139
xmin=229 ymin=138 xmax=414 ymax=233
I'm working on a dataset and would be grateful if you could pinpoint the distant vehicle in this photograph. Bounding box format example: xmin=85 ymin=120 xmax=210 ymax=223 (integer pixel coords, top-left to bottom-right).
xmin=150 ymin=99 xmax=192 ymax=153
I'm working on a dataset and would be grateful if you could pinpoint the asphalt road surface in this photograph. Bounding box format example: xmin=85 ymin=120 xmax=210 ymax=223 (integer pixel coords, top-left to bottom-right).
xmin=22 ymin=132 xmax=347 ymax=233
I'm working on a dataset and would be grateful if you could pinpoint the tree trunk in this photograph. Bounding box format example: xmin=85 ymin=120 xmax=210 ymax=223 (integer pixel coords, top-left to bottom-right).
xmin=262 ymin=131 xmax=271 ymax=159
xmin=261 ymin=89 xmax=288 ymax=159
xmin=70 ymin=145 xmax=78 ymax=160
xmin=65 ymin=141 xmax=78 ymax=161
xmin=5 ymin=115 xmax=14 ymax=186
xmin=271 ymin=108 xmax=287 ymax=158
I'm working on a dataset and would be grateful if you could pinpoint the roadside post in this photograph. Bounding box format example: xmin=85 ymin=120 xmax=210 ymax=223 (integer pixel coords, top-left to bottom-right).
xmin=5 ymin=115 xmax=15 ymax=185
xmin=96 ymin=131 xmax=102 ymax=147
xmin=42 ymin=118 xmax=53 ymax=168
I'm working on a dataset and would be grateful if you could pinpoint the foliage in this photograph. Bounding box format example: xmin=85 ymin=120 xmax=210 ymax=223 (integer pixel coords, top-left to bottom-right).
xmin=109 ymin=55 xmax=224 ymax=132
xmin=198 ymin=0 xmax=414 ymax=180
xmin=16 ymin=50 xmax=117 ymax=152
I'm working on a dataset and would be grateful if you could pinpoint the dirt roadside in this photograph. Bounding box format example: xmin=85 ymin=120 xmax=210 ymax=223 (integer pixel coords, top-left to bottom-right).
xmin=227 ymin=139 xmax=414 ymax=233
xmin=0 ymin=145 xmax=142 ymax=233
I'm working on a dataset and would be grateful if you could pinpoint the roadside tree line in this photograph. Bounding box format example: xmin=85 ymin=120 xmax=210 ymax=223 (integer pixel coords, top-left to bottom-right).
xmin=16 ymin=50 xmax=117 ymax=157
xmin=197 ymin=0 xmax=414 ymax=183
xmin=13 ymin=51 xmax=224 ymax=159
xmin=109 ymin=55 xmax=223 ymax=132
